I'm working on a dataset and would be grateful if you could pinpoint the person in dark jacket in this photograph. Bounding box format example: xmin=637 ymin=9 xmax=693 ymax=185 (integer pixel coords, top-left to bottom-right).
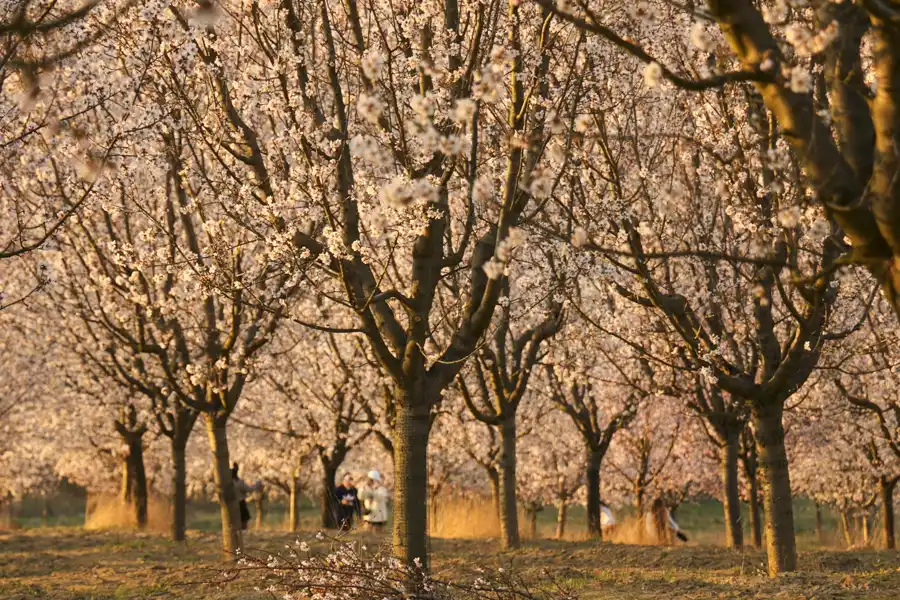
xmin=231 ymin=463 xmax=262 ymax=530
xmin=334 ymin=473 xmax=360 ymax=530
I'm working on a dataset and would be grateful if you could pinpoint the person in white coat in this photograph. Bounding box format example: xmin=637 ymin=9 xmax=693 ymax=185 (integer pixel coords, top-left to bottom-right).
xmin=358 ymin=470 xmax=390 ymax=531
xmin=600 ymin=501 xmax=616 ymax=534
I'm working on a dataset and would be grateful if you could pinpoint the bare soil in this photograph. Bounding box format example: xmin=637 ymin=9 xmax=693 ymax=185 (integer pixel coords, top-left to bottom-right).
xmin=2 ymin=527 xmax=899 ymax=599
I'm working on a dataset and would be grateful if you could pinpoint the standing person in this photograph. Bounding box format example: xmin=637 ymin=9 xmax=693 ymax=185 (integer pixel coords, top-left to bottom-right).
xmin=600 ymin=500 xmax=616 ymax=536
xmin=334 ymin=473 xmax=359 ymax=531
xmin=358 ymin=470 xmax=390 ymax=531
xmin=644 ymin=497 xmax=688 ymax=544
xmin=231 ymin=463 xmax=262 ymax=531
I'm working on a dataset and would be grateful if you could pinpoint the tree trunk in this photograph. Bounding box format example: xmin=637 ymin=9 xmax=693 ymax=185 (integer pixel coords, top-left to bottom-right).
xmin=289 ymin=474 xmax=300 ymax=533
xmin=635 ymin=486 xmax=645 ymax=518
xmin=748 ymin=475 xmax=762 ymax=548
xmin=720 ymin=430 xmax=743 ymax=549
xmin=488 ymin=468 xmax=500 ymax=520
xmin=121 ymin=454 xmax=133 ymax=505
xmin=171 ymin=436 xmax=188 ymax=542
xmin=320 ymin=460 xmax=338 ymax=529
xmin=862 ymin=507 xmax=872 ymax=547
xmin=814 ymin=502 xmax=823 ymax=546
xmin=205 ymin=413 xmax=241 ymax=558
xmin=527 ymin=505 xmax=538 ymax=538
xmin=840 ymin=509 xmax=853 ymax=548
xmin=392 ymin=394 xmax=431 ymax=570
xmin=752 ymin=401 xmax=797 ymax=575
xmin=254 ymin=489 xmax=265 ymax=530
xmin=1 ymin=499 xmax=17 ymax=529
xmin=585 ymin=448 xmax=603 ymax=539
xmin=881 ymin=478 xmax=896 ymax=550
xmin=556 ymin=499 xmax=568 ymax=540
xmin=131 ymin=437 xmax=148 ymax=530
xmin=498 ymin=417 xmax=520 ymax=549
xmin=41 ymin=498 xmax=52 ymax=527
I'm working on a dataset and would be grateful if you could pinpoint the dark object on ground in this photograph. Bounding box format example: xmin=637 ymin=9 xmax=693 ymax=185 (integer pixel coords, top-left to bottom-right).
xmin=676 ymin=532 xmax=688 ymax=542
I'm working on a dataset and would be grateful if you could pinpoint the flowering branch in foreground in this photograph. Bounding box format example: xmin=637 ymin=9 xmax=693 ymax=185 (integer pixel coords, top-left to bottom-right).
xmin=220 ymin=533 xmax=577 ymax=600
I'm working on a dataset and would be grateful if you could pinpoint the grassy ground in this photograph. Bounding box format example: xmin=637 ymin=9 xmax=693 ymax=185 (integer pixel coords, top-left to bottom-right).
xmin=1 ymin=498 xmax=897 ymax=599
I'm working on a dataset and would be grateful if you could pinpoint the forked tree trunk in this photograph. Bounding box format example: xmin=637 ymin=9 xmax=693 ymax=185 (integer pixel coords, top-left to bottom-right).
xmin=171 ymin=435 xmax=188 ymax=542
xmin=498 ymin=417 xmax=520 ymax=549
xmin=320 ymin=461 xmax=338 ymax=529
xmin=585 ymin=448 xmax=603 ymax=539
xmin=392 ymin=394 xmax=431 ymax=570
xmin=881 ymin=478 xmax=896 ymax=550
xmin=814 ymin=502 xmax=824 ymax=546
xmin=752 ymin=401 xmax=796 ymax=575
xmin=556 ymin=499 xmax=568 ymax=540
xmin=289 ymin=474 xmax=300 ymax=532
xmin=720 ymin=430 xmax=743 ymax=549
xmin=205 ymin=413 xmax=241 ymax=558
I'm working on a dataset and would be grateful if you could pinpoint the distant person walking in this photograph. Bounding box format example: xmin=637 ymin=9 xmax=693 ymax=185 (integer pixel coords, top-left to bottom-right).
xmin=600 ymin=500 xmax=616 ymax=535
xmin=645 ymin=497 xmax=687 ymax=544
xmin=334 ymin=473 xmax=360 ymax=531
xmin=358 ymin=470 xmax=390 ymax=531
xmin=231 ymin=463 xmax=262 ymax=531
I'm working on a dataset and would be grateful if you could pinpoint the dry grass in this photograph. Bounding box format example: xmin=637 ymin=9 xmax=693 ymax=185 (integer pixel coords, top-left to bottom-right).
xmin=430 ymin=496 xmax=501 ymax=539
xmin=605 ymin=516 xmax=653 ymax=545
xmin=84 ymin=495 xmax=172 ymax=533
xmin=2 ymin=526 xmax=900 ymax=600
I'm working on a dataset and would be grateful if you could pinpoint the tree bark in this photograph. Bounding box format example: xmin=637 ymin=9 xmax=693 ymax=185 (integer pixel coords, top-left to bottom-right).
xmin=498 ymin=417 xmax=520 ymax=549
xmin=1 ymin=499 xmax=18 ymax=529
xmin=720 ymin=430 xmax=743 ymax=549
xmin=635 ymin=486 xmax=645 ymax=518
xmin=841 ymin=509 xmax=854 ymax=548
xmin=171 ymin=436 xmax=188 ymax=542
xmin=814 ymin=502 xmax=824 ymax=546
xmin=392 ymin=394 xmax=431 ymax=570
xmin=132 ymin=440 xmax=148 ymax=529
xmin=556 ymin=499 xmax=568 ymax=540
xmin=121 ymin=454 xmax=132 ymax=506
xmin=122 ymin=433 xmax=148 ymax=530
xmin=748 ymin=474 xmax=762 ymax=548
xmin=320 ymin=460 xmax=338 ymax=529
xmin=41 ymin=498 xmax=52 ymax=527
xmin=289 ymin=474 xmax=300 ymax=533
xmin=84 ymin=495 xmax=94 ymax=526
xmin=752 ymin=401 xmax=797 ymax=575
xmin=861 ymin=507 xmax=872 ymax=547
xmin=881 ymin=478 xmax=896 ymax=550
xmin=526 ymin=505 xmax=538 ymax=538
xmin=205 ymin=413 xmax=241 ymax=558
xmin=585 ymin=448 xmax=603 ymax=539
xmin=488 ymin=468 xmax=500 ymax=520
